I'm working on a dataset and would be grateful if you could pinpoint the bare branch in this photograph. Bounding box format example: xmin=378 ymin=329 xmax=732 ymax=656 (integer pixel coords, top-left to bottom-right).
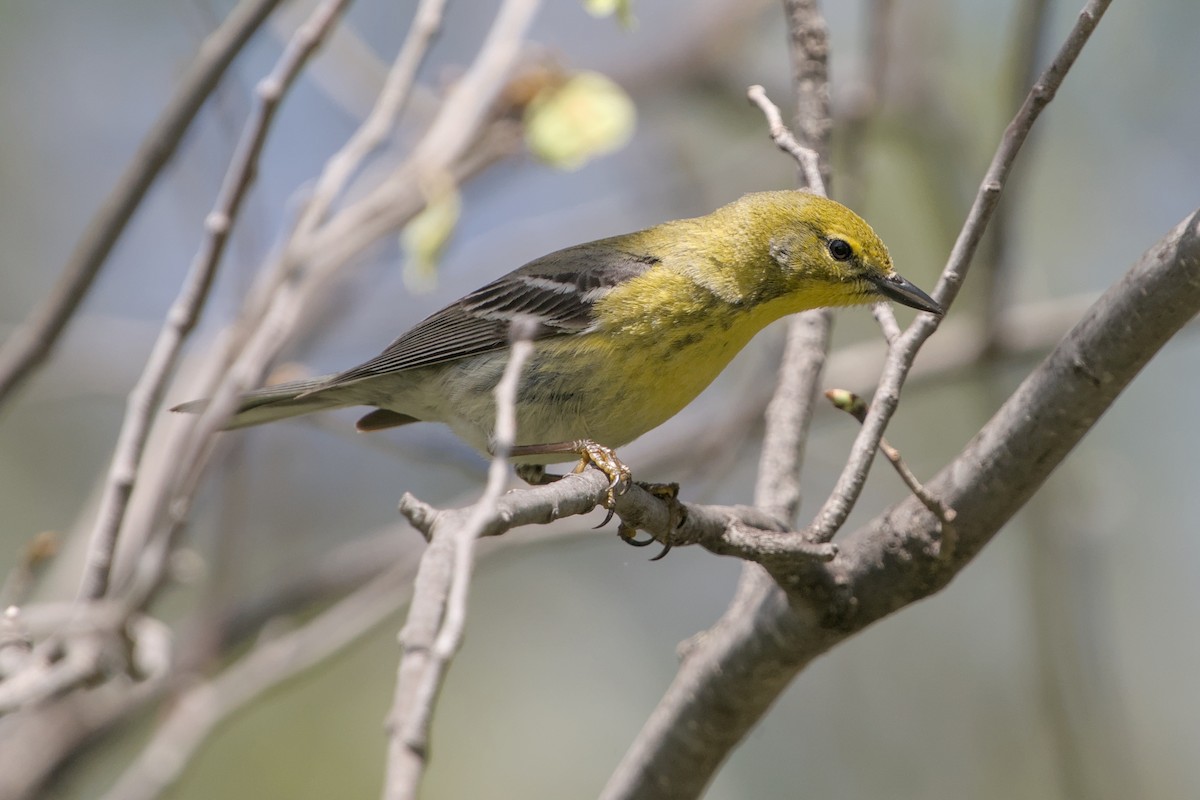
xmin=840 ymin=206 xmax=1200 ymax=635
xmin=746 ymin=85 xmax=824 ymax=195
xmin=824 ymin=389 xmax=956 ymax=529
xmin=752 ymin=310 xmax=831 ymax=521
xmin=292 ymin=0 xmax=449 ymax=239
xmin=111 ymin=20 xmax=523 ymax=615
xmin=296 ymin=0 xmax=543 ymax=269
xmin=602 ymin=7 xmax=837 ymax=794
xmin=0 ymin=606 xmax=170 ymax=716
xmin=839 ymin=0 xmax=894 ymax=207
xmin=0 ymin=0 xmax=284 ymax=409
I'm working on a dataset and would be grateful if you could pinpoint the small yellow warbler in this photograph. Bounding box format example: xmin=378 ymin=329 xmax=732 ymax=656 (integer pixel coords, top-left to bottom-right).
xmin=176 ymin=191 xmax=939 ymax=488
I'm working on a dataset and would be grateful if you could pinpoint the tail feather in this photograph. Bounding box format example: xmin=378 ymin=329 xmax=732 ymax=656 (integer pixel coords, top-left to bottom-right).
xmin=172 ymin=377 xmax=346 ymax=429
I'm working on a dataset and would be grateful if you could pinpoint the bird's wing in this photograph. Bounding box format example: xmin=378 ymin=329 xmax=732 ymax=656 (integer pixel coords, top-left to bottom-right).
xmin=326 ymin=239 xmax=658 ymax=385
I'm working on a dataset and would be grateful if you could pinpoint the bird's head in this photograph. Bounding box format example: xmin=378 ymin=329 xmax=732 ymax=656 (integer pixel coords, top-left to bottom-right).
xmin=738 ymin=191 xmax=943 ymax=316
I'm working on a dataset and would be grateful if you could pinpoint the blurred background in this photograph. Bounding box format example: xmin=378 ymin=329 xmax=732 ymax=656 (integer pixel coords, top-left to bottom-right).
xmin=1 ymin=0 xmax=1198 ymax=797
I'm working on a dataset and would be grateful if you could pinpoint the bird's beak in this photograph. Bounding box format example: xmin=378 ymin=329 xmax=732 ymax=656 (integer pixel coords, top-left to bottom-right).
xmin=873 ymin=273 xmax=943 ymax=315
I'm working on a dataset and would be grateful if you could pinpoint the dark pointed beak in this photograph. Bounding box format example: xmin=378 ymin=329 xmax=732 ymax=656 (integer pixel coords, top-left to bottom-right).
xmin=873 ymin=273 xmax=943 ymax=315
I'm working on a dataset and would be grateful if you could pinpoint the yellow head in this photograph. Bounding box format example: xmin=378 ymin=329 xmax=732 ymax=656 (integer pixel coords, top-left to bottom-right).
xmin=699 ymin=191 xmax=943 ymax=316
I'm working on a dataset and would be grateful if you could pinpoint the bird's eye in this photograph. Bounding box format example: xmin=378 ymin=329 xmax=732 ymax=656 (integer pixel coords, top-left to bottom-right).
xmin=827 ymin=238 xmax=853 ymax=261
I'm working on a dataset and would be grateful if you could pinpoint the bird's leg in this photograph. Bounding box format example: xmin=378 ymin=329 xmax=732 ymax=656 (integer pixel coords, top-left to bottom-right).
xmin=510 ymin=439 xmax=632 ymax=514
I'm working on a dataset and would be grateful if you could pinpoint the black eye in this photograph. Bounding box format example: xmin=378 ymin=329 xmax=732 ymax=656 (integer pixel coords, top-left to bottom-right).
xmin=827 ymin=238 xmax=853 ymax=261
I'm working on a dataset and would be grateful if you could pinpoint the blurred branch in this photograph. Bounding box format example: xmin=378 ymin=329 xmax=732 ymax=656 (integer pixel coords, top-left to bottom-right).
xmin=100 ymin=561 xmax=417 ymax=800
xmin=980 ymin=0 xmax=1052 ymax=347
xmin=0 ymin=672 xmax=165 ymax=800
xmin=0 ymin=0 xmax=284 ymax=410
xmin=2 ymin=514 xmax=596 ymax=799
xmin=294 ymin=0 xmax=542 ymax=274
xmin=292 ymin=0 xmax=448 ymax=240
xmin=981 ymin=6 xmax=1105 ymax=796
xmin=76 ymin=0 xmax=354 ymax=603
xmin=783 ymin=0 xmax=832 ymax=187
xmin=825 ymin=291 xmax=1101 ymax=392
xmin=0 ymin=608 xmax=170 ymax=716
xmin=839 ymin=0 xmax=894 ymax=206
xmin=1024 ymin=492 xmax=1143 ymax=800
xmin=0 ymin=5 xmax=353 ymax=777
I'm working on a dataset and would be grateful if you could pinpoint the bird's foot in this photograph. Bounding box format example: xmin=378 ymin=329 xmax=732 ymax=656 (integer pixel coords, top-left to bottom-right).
xmin=510 ymin=439 xmax=631 ymax=513
xmin=570 ymin=440 xmax=632 ymax=504
xmin=618 ymin=481 xmax=685 ymax=561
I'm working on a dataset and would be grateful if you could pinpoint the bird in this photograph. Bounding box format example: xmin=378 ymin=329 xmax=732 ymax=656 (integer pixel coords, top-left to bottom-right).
xmin=174 ymin=190 xmax=941 ymax=501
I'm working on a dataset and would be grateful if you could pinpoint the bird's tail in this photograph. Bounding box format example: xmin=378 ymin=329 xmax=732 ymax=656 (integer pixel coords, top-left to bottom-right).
xmin=171 ymin=377 xmax=343 ymax=429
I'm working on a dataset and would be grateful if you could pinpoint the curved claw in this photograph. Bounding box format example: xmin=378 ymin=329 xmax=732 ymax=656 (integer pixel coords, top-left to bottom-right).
xmin=594 ymin=506 xmax=616 ymax=529
xmin=618 ymin=524 xmax=672 ymax=559
xmin=648 ymin=543 xmax=673 ymax=561
xmin=618 ymin=527 xmax=658 ymax=547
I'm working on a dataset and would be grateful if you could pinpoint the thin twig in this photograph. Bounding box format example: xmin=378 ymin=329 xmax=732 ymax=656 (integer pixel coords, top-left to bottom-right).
xmin=824 ymin=389 xmax=955 ymax=527
xmin=637 ymin=291 xmax=1157 ymax=488
xmin=292 ymin=0 xmax=449 ymax=240
xmin=0 ymin=0 xmax=284 ymax=409
xmin=384 ymin=322 xmax=536 ymax=800
xmin=74 ymin=0 xmax=354 ymax=603
xmin=746 ymin=84 xmax=825 ymax=195
xmin=297 ymin=0 xmax=544 ymax=270
xmin=0 ymin=0 xmax=531 ymax=791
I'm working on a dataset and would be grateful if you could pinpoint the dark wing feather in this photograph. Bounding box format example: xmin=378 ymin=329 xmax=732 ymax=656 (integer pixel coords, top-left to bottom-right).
xmin=326 ymin=239 xmax=658 ymax=386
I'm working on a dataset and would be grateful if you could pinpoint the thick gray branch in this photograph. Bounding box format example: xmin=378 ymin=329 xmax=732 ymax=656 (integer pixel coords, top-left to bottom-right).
xmin=598 ymin=209 xmax=1200 ymax=799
